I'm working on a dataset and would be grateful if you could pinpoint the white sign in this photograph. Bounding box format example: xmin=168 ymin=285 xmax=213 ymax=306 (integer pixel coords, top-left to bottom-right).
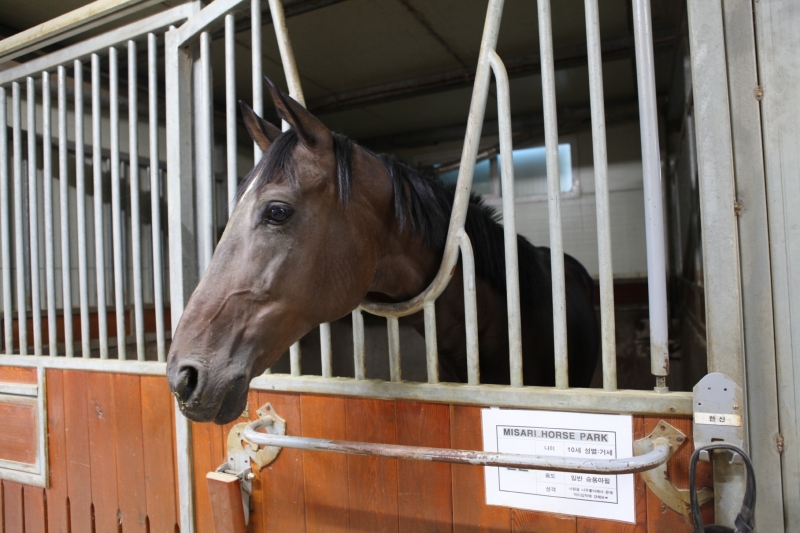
xmin=482 ymin=408 xmax=635 ymax=523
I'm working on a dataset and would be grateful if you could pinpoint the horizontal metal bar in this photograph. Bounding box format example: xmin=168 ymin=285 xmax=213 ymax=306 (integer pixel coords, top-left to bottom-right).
xmin=0 ymin=4 xmax=195 ymax=86
xmin=249 ymin=374 xmax=693 ymax=415
xmin=175 ymin=0 xmax=246 ymax=46
xmin=0 ymin=383 xmax=38 ymax=397
xmin=243 ymin=417 xmax=673 ymax=474
xmin=0 ymin=355 xmax=166 ymax=375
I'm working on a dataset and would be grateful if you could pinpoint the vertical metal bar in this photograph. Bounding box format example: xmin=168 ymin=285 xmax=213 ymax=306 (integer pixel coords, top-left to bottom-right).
xmin=457 ymin=229 xmax=480 ymax=385
xmin=251 ymin=0 xmax=263 ymax=159
xmin=387 ymin=316 xmax=401 ymax=382
xmin=632 ymin=0 xmax=669 ymax=389
xmin=27 ymin=76 xmax=42 ymax=357
xmin=319 ymin=321 xmax=332 ymax=378
xmin=109 ymin=47 xmax=126 ymax=361
xmin=488 ymin=52 xmax=523 ymax=388
xmin=537 ymin=0 xmax=569 ymax=389
xmin=75 ymin=60 xmax=90 ymax=358
xmin=289 ymin=342 xmax=301 ymax=377
xmin=267 ymin=0 xmax=305 ymax=105
xmin=174 ymin=405 xmax=195 ymax=533
xmin=225 ymin=14 xmax=237 ymax=217
xmin=352 ymin=308 xmax=365 ymax=380
xmin=92 ymin=53 xmax=108 ymax=359
xmin=128 ymin=40 xmax=145 ymax=361
xmin=58 ymin=65 xmax=73 ymax=358
xmin=42 ymin=71 xmax=58 ymax=356
xmin=198 ymin=31 xmax=214 ymax=274
xmin=424 ymin=301 xmax=439 ymax=384
xmin=585 ymin=0 xmax=617 ymax=391
xmin=148 ymin=33 xmax=165 ymax=363
xmin=12 ymin=82 xmax=26 ymax=356
xmin=0 ymin=87 xmax=11 ymax=354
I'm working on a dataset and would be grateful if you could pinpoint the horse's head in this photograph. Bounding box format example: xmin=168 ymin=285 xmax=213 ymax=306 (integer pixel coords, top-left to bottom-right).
xmin=167 ymin=78 xmax=393 ymax=423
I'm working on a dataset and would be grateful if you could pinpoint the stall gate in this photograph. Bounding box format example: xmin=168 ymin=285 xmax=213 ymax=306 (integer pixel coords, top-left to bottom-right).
xmin=0 ymin=0 xmax=791 ymax=531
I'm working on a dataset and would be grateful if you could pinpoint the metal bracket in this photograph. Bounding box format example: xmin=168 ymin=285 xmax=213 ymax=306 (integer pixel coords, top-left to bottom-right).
xmin=634 ymin=421 xmax=713 ymax=519
xmin=216 ymin=403 xmax=286 ymax=525
xmin=693 ymin=373 xmax=744 ymax=463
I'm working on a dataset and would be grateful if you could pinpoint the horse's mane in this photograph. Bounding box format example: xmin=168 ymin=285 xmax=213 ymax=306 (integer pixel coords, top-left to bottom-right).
xmin=235 ymin=129 xmax=549 ymax=304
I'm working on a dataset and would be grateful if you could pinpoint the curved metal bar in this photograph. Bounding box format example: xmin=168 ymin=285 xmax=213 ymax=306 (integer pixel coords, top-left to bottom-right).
xmin=243 ymin=417 xmax=681 ymax=475
xmin=456 ymin=229 xmax=480 ymax=385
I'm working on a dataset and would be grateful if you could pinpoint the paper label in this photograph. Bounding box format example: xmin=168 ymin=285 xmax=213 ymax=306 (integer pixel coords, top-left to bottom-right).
xmin=693 ymin=412 xmax=742 ymax=427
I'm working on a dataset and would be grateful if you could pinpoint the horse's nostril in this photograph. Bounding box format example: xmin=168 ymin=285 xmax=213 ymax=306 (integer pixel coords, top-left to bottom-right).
xmin=174 ymin=364 xmax=202 ymax=404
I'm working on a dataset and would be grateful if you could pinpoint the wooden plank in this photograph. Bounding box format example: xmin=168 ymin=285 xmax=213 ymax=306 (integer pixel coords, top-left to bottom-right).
xmin=257 ymin=391 xmax=306 ymax=533
xmin=395 ymin=400 xmax=453 ymax=533
xmin=113 ymin=374 xmax=149 ymax=533
xmin=0 ymin=397 xmax=38 ymax=464
xmin=192 ymin=420 xmax=214 ymax=533
xmin=0 ymin=366 xmax=37 ymax=384
xmin=141 ymin=376 xmax=179 ymax=533
xmin=86 ymin=371 xmax=120 ymax=533
xmin=301 ymin=395 xmax=349 ymax=533
xmin=62 ymin=370 xmax=93 ymax=533
xmin=577 ymin=416 xmax=647 ymax=532
xmin=513 ymin=510 xmax=577 ymax=533
xmin=0 ymin=478 xmax=3 ymax=533
xmin=23 ymin=486 xmax=46 ymax=533
xmin=206 ymin=472 xmax=247 ymax=533
xmin=2 ymin=481 xmax=23 ymax=533
xmin=345 ymin=398 xmax=398 ymax=533
xmin=644 ymin=417 xmax=711 ymax=533
xmin=451 ymin=405 xmax=511 ymax=532
xmin=45 ymin=369 xmax=70 ymax=533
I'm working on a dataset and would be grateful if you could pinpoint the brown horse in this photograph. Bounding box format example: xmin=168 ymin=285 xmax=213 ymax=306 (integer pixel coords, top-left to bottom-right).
xmin=167 ymin=77 xmax=599 ymax=424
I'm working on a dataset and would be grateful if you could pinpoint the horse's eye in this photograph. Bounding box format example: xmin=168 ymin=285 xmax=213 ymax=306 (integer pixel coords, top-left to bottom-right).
xmin=263 ymin=204 xmax=293 ymax=224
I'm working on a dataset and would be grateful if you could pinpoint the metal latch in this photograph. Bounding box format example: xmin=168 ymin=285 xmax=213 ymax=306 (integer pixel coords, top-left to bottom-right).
xmin=693 ymin=373 xmax=744 ymax=463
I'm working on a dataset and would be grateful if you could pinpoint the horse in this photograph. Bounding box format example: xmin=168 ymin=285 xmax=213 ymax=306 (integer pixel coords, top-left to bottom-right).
xmin=166 ymin=77 xmax=599 ymax=424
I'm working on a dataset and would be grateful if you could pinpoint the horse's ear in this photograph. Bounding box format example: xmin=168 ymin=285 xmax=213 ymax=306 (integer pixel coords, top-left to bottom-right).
xmin=264 ymin=76 xmax=330 ymax=147
xmin=239 ymin=101 xmax=281 ymax=151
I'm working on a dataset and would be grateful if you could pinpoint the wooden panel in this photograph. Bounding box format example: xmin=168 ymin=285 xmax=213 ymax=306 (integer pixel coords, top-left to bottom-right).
xmin=258 ymin=391 xmax=306 ymax=533
xmin=113 ymin=374 xmax=149 ymax=533
xmin=451 ymin=405 xmax=511 ymax=533
xmin=0 ymin=479 xmax=3 ymax=533
xmin=301 ymin=395 xmax=349 ymax=533
xmin=0 ymin=366 xmax=37 ymax=384
xmin=644 ymin=417 xmax=712 ymax=533
xmin=577 ymin=416 xmax=647 ymax=533
xmin=45 ymin=370 xmax=70 ymax=533
xmin=0 ymin=397 xmax=37 ymax=464
xmin=345 ymin=398 xmax=399 ymax=533
xmin=62 ymin=370 xmax=93 ymax=533
xmin=206 ymin=472 xmax=247 ymax=533
xmin=192 ymin=420 xmax=214 ymax=533
xmin=395 ymin=400 xmax=453 ymax=533
xmin=513 ymin=510 xmax=577 ymax=533
xmin=86 ymin=372 xmax=120 ymax=533
xmin=23 ymin=485 xmax=46 ymax=533
xmin=2 ymin=481 xmax=23 ymax=533
xmin=141 ymin=376 xmax=179 ymax=533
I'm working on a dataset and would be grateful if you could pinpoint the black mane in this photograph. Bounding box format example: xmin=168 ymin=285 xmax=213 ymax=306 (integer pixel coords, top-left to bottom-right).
xmin=235 ymin=130 xmax=549 ymax=304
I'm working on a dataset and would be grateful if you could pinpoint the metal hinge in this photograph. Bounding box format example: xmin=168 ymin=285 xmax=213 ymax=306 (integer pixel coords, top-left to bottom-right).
xmin=776 ymin=433 xmax=785 ymax=454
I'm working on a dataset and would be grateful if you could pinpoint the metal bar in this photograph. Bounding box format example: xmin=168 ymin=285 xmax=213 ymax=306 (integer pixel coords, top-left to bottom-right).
xmin=173 ymin=0 xmax=244 ymax=46
xmin=319 ymin=322 xmax=332 ymax=378
xmin=352 ymin=308 xmax=365 ymax=380
xmin=244 ymin=417 xmax=673 ymax=474
xmin=0 ymin=87 xmax=11 ymax=354
xmin=0 ymin=4 xmax=196 ymax=86
xmin=424 ymin=301 xmax=438 ymax=383
xmin=128 ymin=40 xmax=145 ymax=361
xmin=251 ymin=0 xmax=263 ymax=159
xmin=387 ymin=316 xmax=401 ymax=382
xmin=57 ymin=66 xmax=73 ymax=358
xmin=632 ymin=0 xmax=669 ymax=387
xmin=457 ymin=229 xmax=480 ymax=385
xmin=268 ymin=0 xmax=305 ymax=105
xmin=488 ymin=52 xmax=523 ymax=388
xmin=110 ymin=46 xmax=126 ymax=361
xmin=225 ymin=14 xmax=237 ymax=217
xmin=42 ymin=72 xmax=58 ymax=357
xmin=250 ymin=374 xmax=694 ymax=415
xmin=537 ymin=0 xmax=569 ymax=389
xmin=27 ymin=77 xmax=42 ymax=357
xmin=92 ymin=53 xmax=108 ymax=359
xmin=360 ymin=0 xmax=505 ymax=318
xmin=0 ymin=353 xmax=167 ymax=375
xmin=198 ymin=31 xmax=214 ymax=274
xmin=289 ymin=342 xmax=301 ymax=377
xmin=12 ymin=82 xmax=26 ymax=356
xmin=584 ymin=0 xmax=616 ymax=391
xmin=74 ymin=60 xmax=91 ymax=358
xmin=147 ymin=33 xmax=165 ymax=363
